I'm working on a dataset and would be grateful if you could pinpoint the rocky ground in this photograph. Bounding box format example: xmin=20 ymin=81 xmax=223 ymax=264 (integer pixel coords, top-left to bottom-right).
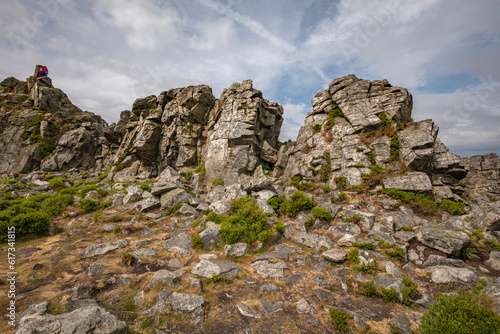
xmin=1 ymin=169 xmax=500 ymax=334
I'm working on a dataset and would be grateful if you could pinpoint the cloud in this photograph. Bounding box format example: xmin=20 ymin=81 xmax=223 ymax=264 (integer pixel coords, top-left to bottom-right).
xmin=279 ymin=99 xmax=308 ymax=141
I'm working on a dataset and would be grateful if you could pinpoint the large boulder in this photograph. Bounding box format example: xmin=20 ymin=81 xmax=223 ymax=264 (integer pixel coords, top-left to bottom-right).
xmin=17 ymin=302 xmax=127 ymax=334
xmin=415 ymin=225 xmax=470 ymax=256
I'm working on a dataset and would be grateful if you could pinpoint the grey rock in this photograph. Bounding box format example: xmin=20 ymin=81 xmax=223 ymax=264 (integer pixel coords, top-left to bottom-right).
xmin=367 ymin=223 xmax=395 ymax=244
xmin=160 ymin=188 xmax=191 ymax=208
xmin=237 ymin=301 xmax=262 ymax=318
xmin=389 ymin=315 xmax=412 ymax=334
xmin=80 ymin=239 xmax=128 ymax=259
xmin=383 ymin=172 xmax=433 ymax=192
xmin=260 ymin=283 xmax=280 ymax=292
xmin=321 ymin=249 xmax=347 ymax=263
xmin=191 ymin=259 xmax=242 ymax=279
xmin=429 ymin=265 xmax=479 ymax=283
xmin=373 ymin=275 xmax=404 ymax=301
xmin=132 ymin=248 xmax=158 ymax=259
xmin=61 ymin=283 xmax=90 ymax=300
xmin=422 ymin=254 xmax=467 ymax=268
xmin=162 ymin=232 xmax=192 ymax=255
xmin=384 ymin=261 xmax=402 ymax=277
xmin=169 ymin=292 xmax=207 ymax=324
xmin=292 ymin=232 xmax=334 ymax=250
xmin=178 ymin=203 xmax=197 ymax=216
xmin=17 ymin=304 xmax=127 ymax=334
xmin=486 ymin=251 xmax=500 ymax=270
xmin=88 ymin=260 xmax=106 ymax=278
xmin=134 ymin=197 xmax=160 ymax=212
xmin=327 ymin=223 xmax=361 ymax=239
xmin=252 ymin=260 xmax=288 ymax=278
xmin=337 ymin=233 xmax=356 ymax=246
xmin=199 ymin=227 xmax=221 ymax=249
xmin=256 ymin=244 xmax=294 ymax=261
xmin=208 ymin=200 xmax=231 ymax=215
xmin=224 ymin=242 xmax=248 ymax=257
xmin=188 ymin=278 xmax=203 ymax=293
xmin=259 ymin=299 xmax=283 ymax=317
xmin=296 ymin=298 xmax=317 ymax=314
xmin=168 ymin=258 xmax=185 ymax=270
xmin=147 ymin=270 xmax=184 ymax=289
xmin=123 ymin=184 xmax=143 ymax=204
xmin=416 ymin=225 xmax=470 ymax=256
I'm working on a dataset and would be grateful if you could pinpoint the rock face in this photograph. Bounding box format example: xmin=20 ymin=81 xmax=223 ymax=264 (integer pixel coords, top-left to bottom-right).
xmin=0 ymin=76 xmax=107 ymax=173
xmin=204 ymin=80 xmax=283 ymax=185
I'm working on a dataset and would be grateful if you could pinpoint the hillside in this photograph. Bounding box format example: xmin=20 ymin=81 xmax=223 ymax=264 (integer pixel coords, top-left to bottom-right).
xmin=0 ymin=73 xmax=499 ymax=334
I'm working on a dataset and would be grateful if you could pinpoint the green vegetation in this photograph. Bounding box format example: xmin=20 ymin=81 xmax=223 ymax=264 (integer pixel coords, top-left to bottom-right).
xmin=48 ymin=176 xmax=67 ymax=190
xmin=381 ymin=189 xmax=438 ymax=215
xmin=334 ymin=176 xmax=348 ymax=190
xmin=213 ymin=197 xmax=278 ymax=246
xmin=312 ymin=124 xmax=321 ymax=131
xmin=273 ymin=191 xmax=316 ymax=217
xmin=206 ymin=212 xmax=226 ymax=224
xmin=195 ymin=164 xmax=206 ymax=182
xmin=361 ymin=165 xmax=393 ymax=190
xmin=347 ymin=248 xmax=360 ymax=264
xmin=98 ymin=171 xmax=109 ymax=181
xmin=438 ymin=198 xmax=466 ymax=215
xmin=212 ymin=178 xmax=224 ymax=186
xmin=420 ymin=292 xmax=500 ymax=334
xmin=79 ymin=199 xmax=99 ymax=212
xmin=122 ymin=253 xmax=136 ymax=266
xmin=381 ymin=287 xmax=400 ymax=303
xmin=360 ymin=281 xmax=380 ymax=298
xmin=385 ymin=245 xmax=406 ymax=261
xmin=325 ymin=104 xmax=345 ymax=130
xmin=40 ymin=141 xmax=55 ymax=158
xmin=26 ymin=112 xmax=44 ymax=128
xmin=191 ymin=233 xmax=203 ymax=248
xmin=329 ymin=308 xmax=350 ymax=332
xmin=311 ymin=206 xmax=333 ymax=221
xmin=401 ymin=276 xmax=419 ymax=306
xmin=290 ymin=175 xmax=316 ymax=191
xmin=384 ymin=134 xmax=400 ymax=162
xmin=275 ymin=220 xmax=285 ymax=234
xmin=352 ymin=242 xmax=375 ymax=250
xmin=322 ymin=184 xmax=331 ymax=193
xmin=185 ymin=171 xmax=193 ymax=181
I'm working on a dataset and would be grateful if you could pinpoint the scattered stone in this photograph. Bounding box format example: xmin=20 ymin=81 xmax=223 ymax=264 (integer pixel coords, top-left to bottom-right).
xmin=416 ymin=225 xmax=470 ymax=256
xmin=259 ymin=299 xmax=283 ymax=317
xmin=191 ymin=259 xmax=242 ymax=279
xmin=292 ymin=232 xmax=334 ymax=250
xmin=429 ymin=265 xmax=479 ymax=284
xmin=252 ymin=260 xmax=288 ymax=278
xmin=31 ymin=263 xmax=43 ymax=270
xmin=256 ymin=244 xmax=294 ymax=261
xmin=337 ymin=234 xmax=356 ymax=246
xmin=123 ymin=184 xmax=143 ymax=204
xmin=237 ymin=301 xmax=262 ymax=318
xmin=80 ymin=239 xmax=128 ymax=259
xmin=168 ymin=258 xmax=185 ymax=270
xmin=188 ymin=278 xmax=203 ymax=293
xmin=147 ymin=270 xmax=184 ymax=289
xmin=132 ymin=248 xmax=158 ymax=259
xmin=88 ymin=260 xmax=106 ymax=278
xmin=389 ymin=315 xmax=412 ymax=334
xmin=224 ymin=242 xmax=248 ymax=257
xmin=321 ymin=249 xmax=347 ymax=263
xmin=327 ymin=223 xmax=361 ymax=239
xmin=162 ymin=232 xmax=192 ymax=255
xmin=260 ymin=283 xmax=280 ymax=293
xmin=485 ymin=251 xmax=500 ymax=270
xmin=134 ymin=197 xmax=160 ymax=212
xmin=367 ymin=223 xmax=395 ymax=244
xmin=169 ymin=292 xmax=207 ymax=324
xmin=383 ymin=172 xmax=433 ymax=192
xmin=295 ymin=298 xmax=317 ymax=314
xmin=384 ymin=261 xmax=402 ymax=277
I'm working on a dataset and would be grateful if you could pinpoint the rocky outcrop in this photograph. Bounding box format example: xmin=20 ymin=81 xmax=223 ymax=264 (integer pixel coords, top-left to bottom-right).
xmin=204 ymin=80 xmax=283 ymax=185
xmin=0 ymin=76 xmax=107 ymax=173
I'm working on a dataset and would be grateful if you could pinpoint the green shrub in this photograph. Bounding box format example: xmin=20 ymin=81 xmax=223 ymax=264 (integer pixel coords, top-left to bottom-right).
xmin=360 ymin=281 xmax=380 ymax=298
xmin=352 ymin=242 xmax=375 ymax=250
xmin=275 ymin=220 xmax=285 ymax=234
xmin=347 ymin=248 xmax=360 ymax=264
xmin=381 ymin=189 xmax=437 ymax=214
xmin=385 ymin=245 xmax=406 ymax=261
xmin=279 ymin=191 xmax=315 ymax=217
xmin=334 ymin=177 xmax=348 ymax=190
xmin=323 ymin=184 xmax=331 ymax=193
xmin=40 ymin=141 xmax=55 ymax=158
xmin=312 ymin=124 xmax=321 ymax=131
xmin=185 ymin=171 xmax=193 ymax=181
xmin=325 ymin=105 xmax=344 ymax=130
xmin=97 ymin=171 xmax=109 ymax=181
xmin=191 ymin=233 xmax=203 ymax=248
xmin=311 ymin=207 xmax=333 ymax=221
xmin=290 ymin=175 xmax=316 ymax=191
xmin=329 ymin=308 xmax=349 ymax=332
xmin=420 ymin=292 xmax=500 ymax=334
xmin=219 ymin=197 xmax=274 ymax=245
xmin=194 ymin=165 xmax=205 ymax=182
xmin=267 ymin=196 xmax=284 ymax=212
xmin=212 ymin=178 xmax=224 ymax=186
xmin=382 ymin=287 xmax=400 ymax=303
xmin=438 ymin=198 xmax=466 ymax=215
xmin=41 ymin=194 xmax=73 ymax=216
xmin=79 ymin=199 xmax=99 ymax=212
xmin=122 ymin=253 xmax=136 ymax=266
xmin=206 ymin=212 xmax=226 ymax=224
xmin=401 ymin=277 xmax=419 ymax=306
xmin=384 ymin=134 xmax=399 ymax=162
xmin=49 ymin=177 xmax=67 ymax=190
xmin=2 ymin=211 xmax=51 ymax=238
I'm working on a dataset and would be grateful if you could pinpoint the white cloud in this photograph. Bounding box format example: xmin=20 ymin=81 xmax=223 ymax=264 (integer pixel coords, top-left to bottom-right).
xmin=279 ymin=100 xmax=308 ymax=141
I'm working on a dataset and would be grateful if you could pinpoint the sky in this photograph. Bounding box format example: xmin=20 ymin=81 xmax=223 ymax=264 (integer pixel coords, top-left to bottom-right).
xmin=1 ymin=0 xmax=499 ymax=157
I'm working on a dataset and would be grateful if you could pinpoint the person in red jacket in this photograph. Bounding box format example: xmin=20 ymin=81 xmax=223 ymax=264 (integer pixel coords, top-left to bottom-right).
xmin=36 ymin=66 xmax=47 ymax=78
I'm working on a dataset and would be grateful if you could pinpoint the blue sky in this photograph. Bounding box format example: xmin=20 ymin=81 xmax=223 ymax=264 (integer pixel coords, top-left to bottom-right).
xmin=1 ymin=0 xmax=499 ymax=157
